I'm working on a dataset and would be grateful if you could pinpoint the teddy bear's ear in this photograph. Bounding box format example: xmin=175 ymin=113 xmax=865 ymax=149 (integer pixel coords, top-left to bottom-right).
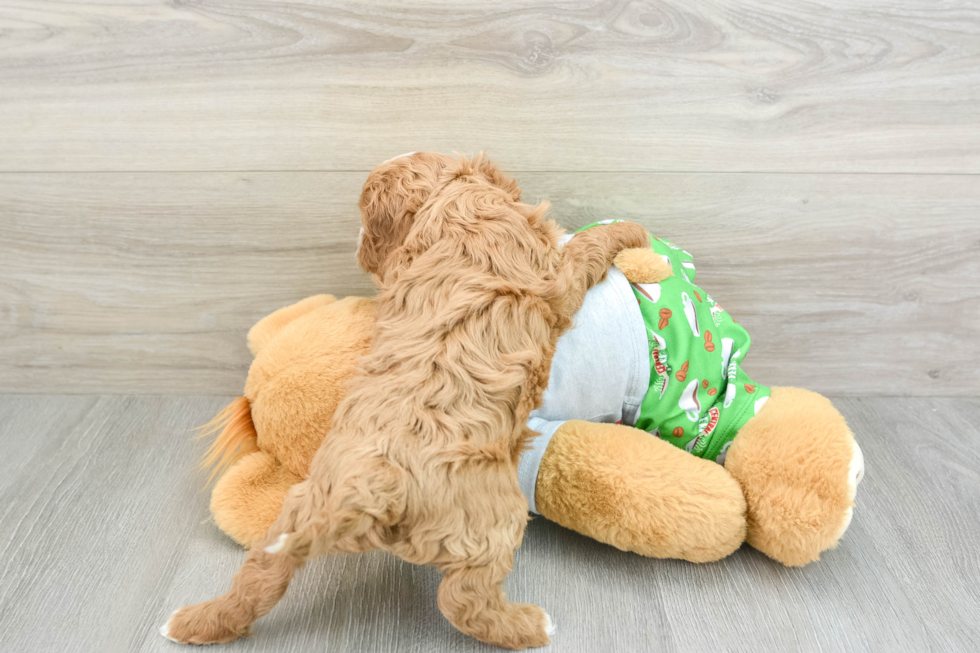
xmin=357 ymin=152 xmax=454 ymax=278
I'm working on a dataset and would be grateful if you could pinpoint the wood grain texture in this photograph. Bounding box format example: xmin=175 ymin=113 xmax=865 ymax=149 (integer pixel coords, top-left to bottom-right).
xmin=1 ymin=0 xmax=978 ymax=172
xmin=0 ymin=394 xmax=977 ymax=652
xmin=1 ymin=171 xmax=977 ymax=395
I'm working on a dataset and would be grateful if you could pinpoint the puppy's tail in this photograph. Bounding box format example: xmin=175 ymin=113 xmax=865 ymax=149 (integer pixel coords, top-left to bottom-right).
xmin=264 ymin=461 xmax=406 ymax=560
xmin=198 ymin=396 xmax=258 ymax=484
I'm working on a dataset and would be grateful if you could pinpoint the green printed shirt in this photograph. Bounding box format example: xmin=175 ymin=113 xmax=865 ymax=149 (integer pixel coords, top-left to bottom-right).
xmin=578 ymin=222 xmax=770 ymax=464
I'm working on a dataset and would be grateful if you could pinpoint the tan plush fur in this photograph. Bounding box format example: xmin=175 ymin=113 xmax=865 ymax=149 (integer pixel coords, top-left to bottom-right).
xmin=612 ymin=247 xmax=673 ymax=284
xmin=534 ymin=420 xmax=747 ymax=562
xmin=211 ymin=451 xmax=302 ymax=546
xmin=208 ymin=302 xmax=859 ymax=568
xmin=165 ymin=153 xmax=650 ymax=650
xmin=246 ymin=295 xmax=377 ymax=479
xmin=207 ymin=295 xmax=376 ymax=546
xmin=199 ymin=396 xmax=258 ymax=484
xmin=724 ymin=387 xmax=857 ymax=566
xmin=246 ymin=294 xmax=337 ymax=357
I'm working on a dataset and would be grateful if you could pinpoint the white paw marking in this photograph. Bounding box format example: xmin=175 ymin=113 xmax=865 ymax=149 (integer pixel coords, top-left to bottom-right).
xmin=159 ymin=613 xmax=179 ymax=643
xmin=265 ymin=533 xmax=289 ymax=554
xmin=544 ymin=612 xmax=556 ymax=636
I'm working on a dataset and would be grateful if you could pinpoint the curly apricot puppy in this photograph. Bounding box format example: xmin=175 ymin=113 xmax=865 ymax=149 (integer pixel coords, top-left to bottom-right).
xmin=162 ymin=153 xmax=650 ymax=650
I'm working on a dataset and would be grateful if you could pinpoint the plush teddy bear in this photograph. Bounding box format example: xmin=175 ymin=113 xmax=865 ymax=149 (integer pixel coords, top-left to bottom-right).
xmin=203 ymin=229 xmax=863 ymax=568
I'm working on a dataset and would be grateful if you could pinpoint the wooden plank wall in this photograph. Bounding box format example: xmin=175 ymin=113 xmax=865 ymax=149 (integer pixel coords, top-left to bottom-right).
xmin=1 ymin=1 xmax=978 ymax=395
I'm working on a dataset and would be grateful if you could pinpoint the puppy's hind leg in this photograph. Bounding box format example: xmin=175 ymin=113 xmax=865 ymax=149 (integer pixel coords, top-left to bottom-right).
xmin=435 ymin=480 xmax=553 ymax=651
xmin=160 ymin=480 xmax=320 ymax=645
xmin=438 ymin=548 xmax=554 ymax=650
xmin=163 ymin=461 xmax=405 ymax=645
xmin=160 ymin=528 xmax=301 ymax=644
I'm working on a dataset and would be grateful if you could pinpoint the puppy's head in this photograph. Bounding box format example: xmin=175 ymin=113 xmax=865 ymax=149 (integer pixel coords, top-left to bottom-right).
xmin=357 ymin=152 xmax=522 ymax=278
xmin=357 ymin=152 xmax=453 ymax=278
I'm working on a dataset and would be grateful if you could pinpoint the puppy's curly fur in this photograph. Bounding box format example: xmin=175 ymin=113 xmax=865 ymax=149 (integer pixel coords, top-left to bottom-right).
xmin=164 ymin=153 xmax=649 ymax=650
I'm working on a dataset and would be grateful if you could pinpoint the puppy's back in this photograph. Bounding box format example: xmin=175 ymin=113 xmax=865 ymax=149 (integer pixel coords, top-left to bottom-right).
xmin=334 ymin=174 xmax=566 ymax=456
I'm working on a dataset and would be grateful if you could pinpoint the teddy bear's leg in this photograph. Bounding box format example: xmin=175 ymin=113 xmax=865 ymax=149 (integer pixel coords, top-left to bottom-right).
xmin=246 ymin=294 xmax=336 ymax=356
xmin=535 ymin=420 xmax=747 ymax=562
xmin=724 ymin=386 xmax=864 ymax=567
xmin=210 ymin=451 xmax=302 ymax=547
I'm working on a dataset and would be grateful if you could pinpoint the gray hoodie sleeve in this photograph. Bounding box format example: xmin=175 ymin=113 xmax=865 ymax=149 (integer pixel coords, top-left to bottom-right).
xmin=519 ymin=417 xmax=567 ymax=514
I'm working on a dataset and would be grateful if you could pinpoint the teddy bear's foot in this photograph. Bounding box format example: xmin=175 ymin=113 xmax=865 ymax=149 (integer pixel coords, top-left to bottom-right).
xmin=211 ymin=451 xmax=302 ymax=547
xmin=726 ymin=387 xmax=861 ymax=567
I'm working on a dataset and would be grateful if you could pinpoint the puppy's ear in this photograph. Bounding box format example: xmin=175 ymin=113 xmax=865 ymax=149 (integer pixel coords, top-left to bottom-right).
xmin=356 ymin=166 xmax=413 ymax=278
xmin=357 ymin=153 xmax=452 ymax=278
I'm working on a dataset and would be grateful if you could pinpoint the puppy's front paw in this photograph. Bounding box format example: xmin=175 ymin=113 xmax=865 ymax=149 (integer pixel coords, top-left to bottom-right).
xmin=160 ymin=601 xmax=248 ymax=645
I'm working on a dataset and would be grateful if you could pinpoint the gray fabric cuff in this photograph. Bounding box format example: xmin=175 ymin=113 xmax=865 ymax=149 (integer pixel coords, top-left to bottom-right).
xmin=519 ymin=417 xmax=566 ymax=514
xmin=608 ymin=266 xmax=651 ymax=426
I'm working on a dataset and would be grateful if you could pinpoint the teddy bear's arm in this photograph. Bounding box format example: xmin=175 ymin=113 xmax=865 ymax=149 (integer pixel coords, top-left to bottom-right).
xmin=534 ymin=420 xmax=746 ymax=562
xmin=613 ymin=248 xmax=673 ymax=284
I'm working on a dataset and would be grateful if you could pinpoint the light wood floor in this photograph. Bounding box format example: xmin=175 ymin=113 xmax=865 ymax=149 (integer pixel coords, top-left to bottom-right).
xmin=0 ymin=394 xmax=977 ymax=653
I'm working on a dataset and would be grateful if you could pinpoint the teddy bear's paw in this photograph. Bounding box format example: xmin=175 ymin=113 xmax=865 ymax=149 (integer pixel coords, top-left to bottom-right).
xmin=614 ymin=248 xmax=672 ymax=284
